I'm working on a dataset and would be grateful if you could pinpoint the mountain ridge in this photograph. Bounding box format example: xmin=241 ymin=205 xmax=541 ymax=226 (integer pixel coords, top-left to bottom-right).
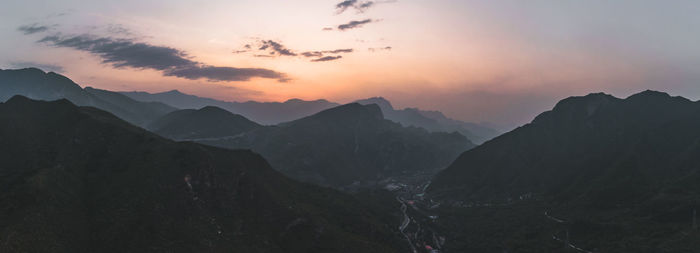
xmin=0 ymin=68 xmax=177 ymax=126
xmin=153 ymin=102 xmax=475 ymax=188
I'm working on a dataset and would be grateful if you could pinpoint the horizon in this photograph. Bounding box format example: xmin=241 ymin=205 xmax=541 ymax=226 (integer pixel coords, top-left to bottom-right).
xmin=3 ymin=0 xmax=700 ymax=127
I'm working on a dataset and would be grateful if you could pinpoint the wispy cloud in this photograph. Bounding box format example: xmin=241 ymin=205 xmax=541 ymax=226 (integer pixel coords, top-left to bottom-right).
xmin=259 ymin=40 xmax=297 ymax=56
xmin=311 ymin=56 xmax=343 ymax=62
xmin=36 ymin=34 xmax=288 ymax=82
xmin=336 ymin=0 xmax=392 ymax=14
xmin=337 ymin=19 xmax=376 ymax=31
xmin=301 ymin=49 xmax=353 ymax=58
xmin=368 ymin=46 xmax=392 ymax=52
xmin=17 ymin=24 xmax=50 ymax=35
xmin=336 ymin=0 xmax=358 ymax=14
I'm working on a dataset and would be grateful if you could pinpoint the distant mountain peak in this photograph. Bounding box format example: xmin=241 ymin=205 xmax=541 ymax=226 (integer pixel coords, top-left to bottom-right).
xmin=5 ymin=95 xmax=74 ymax=110
xmin=283 ymin=98 xmax=331 ymax=104
xmin=626 ymin=89 xmax=691 ymax=103
xmin=355 ymin=96 xmax=394 ymax=110
xmin=5 ymin=94 xmax=35 ymax=104
xmin=305 ymin=102 xmax=384 ymax=122
xmin=199 ymin=105 xmax=228 ymax=112
xmin=163 ymin=89 xmax=184 ymax=94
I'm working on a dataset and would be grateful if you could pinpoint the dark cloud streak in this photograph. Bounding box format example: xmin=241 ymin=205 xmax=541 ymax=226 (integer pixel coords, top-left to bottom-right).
xmin=335 ymin=0 xmax=387 ymax=14
xmin=335 ymin=0 xmax=358 ymax=14
xmin=259 ymin=40 xmax=297 ymax=56
xmin=36 ymin=34 xmax=288 ymax=82
xmin=17 ymin=24 xmax=50 ymax=35
xmin=300 ymin=48 xmax=353 ymax=58
xmin=337 ymin=19 xmax=375 ymax=31
xmin=368 ymin=46 xmax=392 ymax=52
xmin=311 ymin=56 xmax=343 ymax=62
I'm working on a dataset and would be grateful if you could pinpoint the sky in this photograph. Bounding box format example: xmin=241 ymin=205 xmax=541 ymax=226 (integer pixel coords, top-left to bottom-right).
xmin=2 ymin=0 xmax=700 ymax=128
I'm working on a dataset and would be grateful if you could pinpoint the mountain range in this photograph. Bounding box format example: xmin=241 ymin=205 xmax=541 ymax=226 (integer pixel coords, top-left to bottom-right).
xmin=0 ymin=95 xmax=405 ymax=253
xmin=121 ymin=90 xmax=499 ymax=143
xmin=153 ymin=102 xmax=475 ymax=188
xmin=121 ymin=89 xmax=340 ymax=125
xmin=0 ymin=68 xmax=176 ymax=127
xmin=355 ymin=97 xmax=500 ymax=144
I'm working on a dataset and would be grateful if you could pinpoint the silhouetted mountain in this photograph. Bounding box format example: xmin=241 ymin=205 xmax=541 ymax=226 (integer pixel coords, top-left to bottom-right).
xmin=0 ymin=96 xmax=404 ymax=253
xmin=149 ymin=106 xmax=261 ymax=140
xmin=355 ymin=97 xmax=500 ymax=144
xmin=177 ymin=103 xmax=475 ymax=188
xmin=426 ymin=91 xmax=700 ymax=252
xmin=121 ymin=89 xmax=339 ymax=125
xmin=0 ymin=68 xmax=177 ymax=126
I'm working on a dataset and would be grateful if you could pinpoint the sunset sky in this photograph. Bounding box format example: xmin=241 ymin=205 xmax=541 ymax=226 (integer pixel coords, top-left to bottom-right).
xmin=2 ymin=0 xmax=700 ymax=127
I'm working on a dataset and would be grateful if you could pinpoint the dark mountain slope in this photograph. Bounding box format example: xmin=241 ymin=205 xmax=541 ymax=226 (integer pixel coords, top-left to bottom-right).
xmin=0 ymin=96 xmax=404 ymax=253
xmin=355 ymin=97 xmax=500 ymax=144
xmin=0 ymin=68 xmax=177 ymax=126
xmin=189 ymin=103 xmax=474 ymax=188
xmin=121 ymin=89 xmax=339 ymax=125
xmin=425 ymin=91 xmax=700 ymax=252
xmin=430 ymin=90 xmax=700 ymax=204
xmin=148 ymin=106 xmax=261 ymax=140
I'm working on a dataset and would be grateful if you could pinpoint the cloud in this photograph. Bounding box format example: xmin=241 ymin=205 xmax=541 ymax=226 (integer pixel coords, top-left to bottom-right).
xmin=337 ymin=19 xmax=376 ymax=31
xmin=335 ymin=0 xmax=389 ymax=14
xmin=37 ymin=34 xmax=287 ymax=82
xmin=301 ymin=48 xmax=353 ymax=58
xmin=17 ymin=24 xmax=50 ymax=35
xmin=368 ymin=46 xmax=392 ymax=52
xmin=8 ymin=61 xmax=64 ymax=73
xmin=105 ymin=24 xmax=132 ymax=36
xmin=357 ymin=1 xmax=375 ymax=12
xmin=311 ymin=56 xmax=343 ymax=62
xmin=322 ymin=27 xmax=334 ymax=31
xmin=233 ymin=39 xmax=351 ymax=62
xmin=335 ymin=0 xmax=358 ymax=13
xmin=165 ymin=66 xmax=289 ymax=82
xmin=259 ymin=40 xmax=297 ymax=56
xmin=326 ymin=49 xmax=354 ymax=54
xmin=301 ymin=51 xmax=323 ymax=58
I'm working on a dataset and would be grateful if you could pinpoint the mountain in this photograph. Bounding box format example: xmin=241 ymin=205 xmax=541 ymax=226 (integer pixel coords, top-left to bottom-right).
xmin=426 ymin=91 xmax=700 ymax=252
xmin=121 ymin=89 xmax=339 ymax=125
xmin=148 ymin=106 xmax=261 ymax=140
xmin=175 ymin=103 xmax=475 ymax=188
xmin=0 ymin=68 xmax=177 ymax=126
xmin=0 ymin=96 xmax=404 ymax=253
xmin=355 ymin=97 xmax=500 ymax=144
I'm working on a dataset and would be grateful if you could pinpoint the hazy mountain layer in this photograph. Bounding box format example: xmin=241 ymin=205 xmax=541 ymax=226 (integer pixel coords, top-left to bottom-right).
xmin=178 ymin=103 xmax=475 ymax=188
xmin=0 ymin=68 xmax=177 ymax=126
xmin=355 ymin=97 xmax=500 ymax=144
xmin=121 ymin=90 xmax=339 ymax=125
xmin=121 ymin=89 xmax=500 ymax=143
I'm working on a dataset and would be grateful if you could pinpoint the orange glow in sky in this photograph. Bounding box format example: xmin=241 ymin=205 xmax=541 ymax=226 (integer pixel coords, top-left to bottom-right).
xmin=2 ymin=0 xmax=700 ymax=126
